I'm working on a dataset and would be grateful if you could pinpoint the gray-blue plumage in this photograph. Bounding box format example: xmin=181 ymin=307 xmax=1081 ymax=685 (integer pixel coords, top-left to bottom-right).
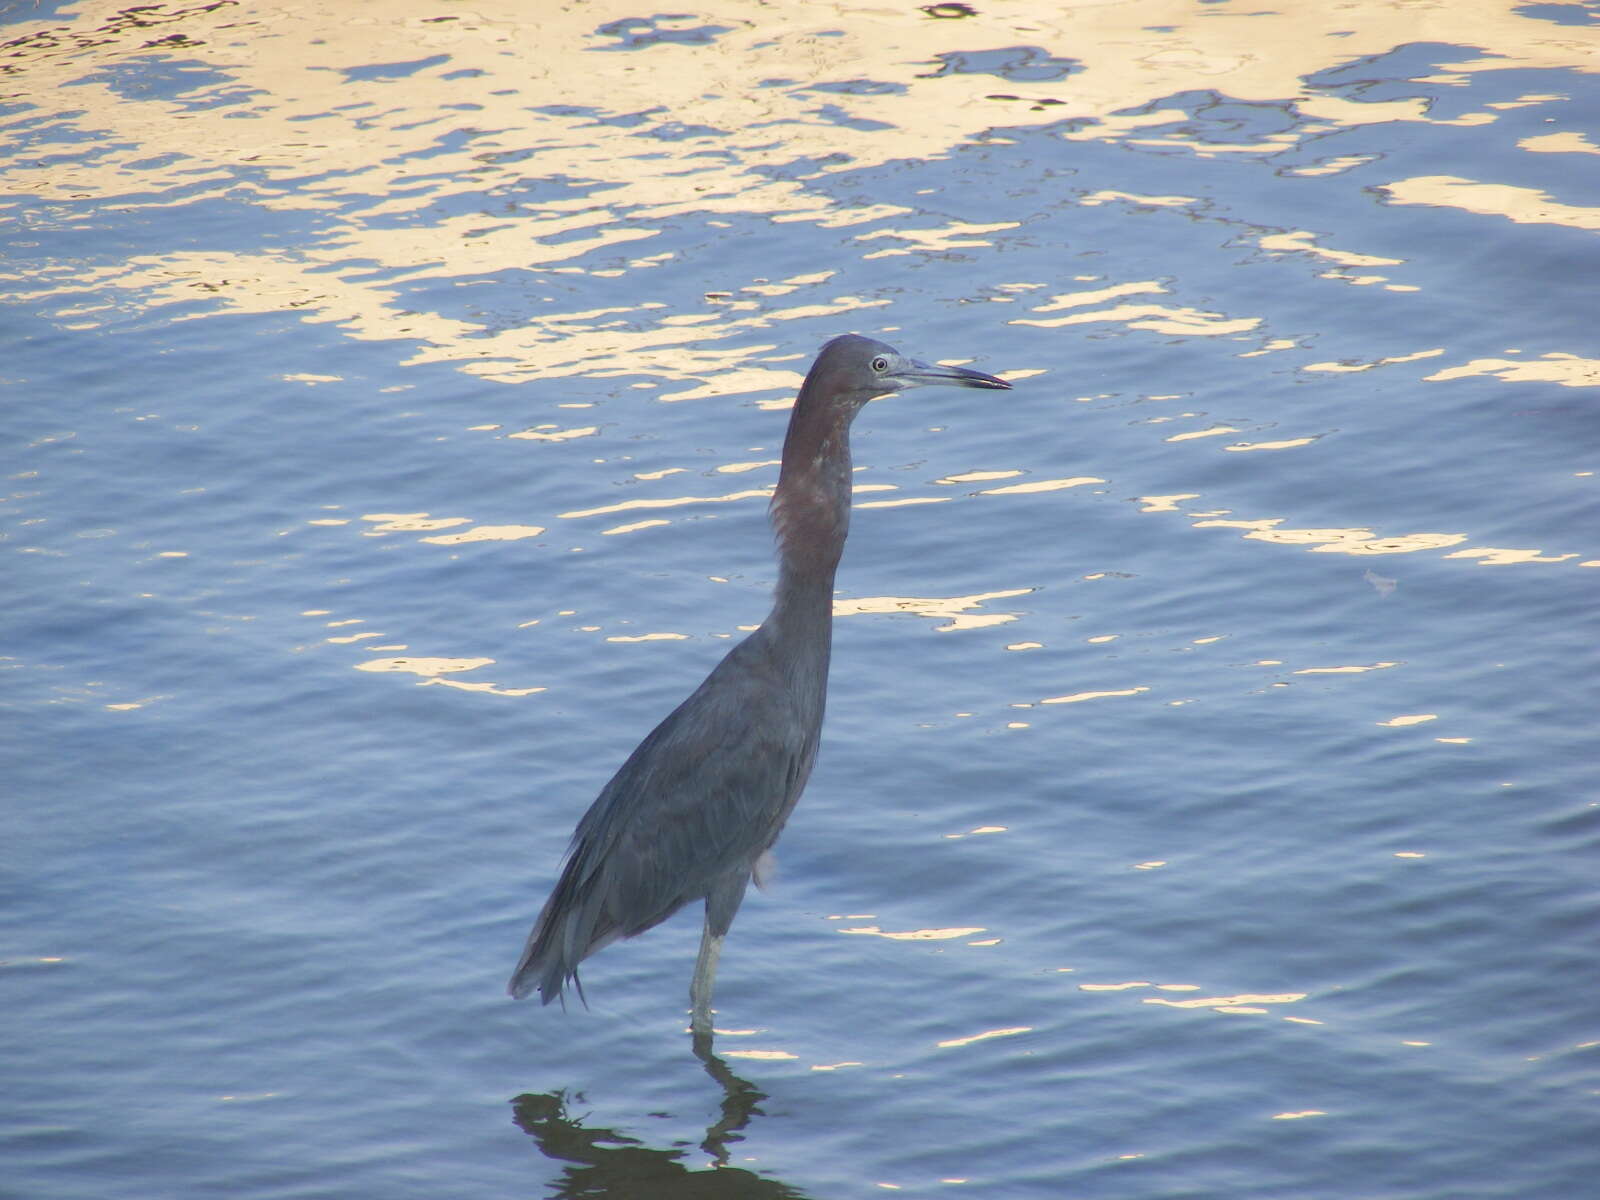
xmin=508 ymin=333 xmax=1010 ymax=1034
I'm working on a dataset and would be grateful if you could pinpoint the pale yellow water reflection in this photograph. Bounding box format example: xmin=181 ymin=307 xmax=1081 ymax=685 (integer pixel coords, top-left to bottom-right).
xmin=9 ymin=0 xmax=1592 ymax=634
xmin=8 ymin=0 xmax=1595 ymax=386
xmin=1292 ymin=663 xmax=1400 ymax=675
xmin=1425 ymin=353 xmax=1600 ymax=388
xmin=421 ymin=524 xmax=547 ymax=545
xmin=936 ymin=1026 xmax=1031 ymax=1049
xmin=1140 ymin=510 xmax=1592 ymax=567
xmin=839 ymin=925 xmax=987 ymax=942
xmin=833 ymin=588 xmax=1032 ymax=632
xmin=1303 ymin=348 xmax=1445 ymax=373
xmin=354 ymin=653 xmax=544 ymax=696
xmin=1383 ymin=175 xmax=1600 ymax=230
xmin=1076 ymin=979 xmax=1326 ymax=1025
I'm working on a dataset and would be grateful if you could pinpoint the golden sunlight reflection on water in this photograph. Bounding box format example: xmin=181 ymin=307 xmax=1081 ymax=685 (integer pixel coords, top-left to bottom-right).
xmin=9 ymin=0 xmax=1597 ymax=395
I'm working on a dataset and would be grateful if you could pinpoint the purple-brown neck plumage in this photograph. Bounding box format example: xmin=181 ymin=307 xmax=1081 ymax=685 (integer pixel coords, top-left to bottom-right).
xmin=766 ymin=355 xmax=865 ymax=641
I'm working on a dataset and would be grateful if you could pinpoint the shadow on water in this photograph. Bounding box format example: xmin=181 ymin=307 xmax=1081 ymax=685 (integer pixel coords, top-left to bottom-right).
xmin=511 ymin=1037 xmax=809 ymax=1197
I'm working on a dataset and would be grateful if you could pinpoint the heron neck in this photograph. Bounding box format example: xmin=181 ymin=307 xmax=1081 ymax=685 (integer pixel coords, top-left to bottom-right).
xmin=765 ymin=386 xmax=859 ymax=645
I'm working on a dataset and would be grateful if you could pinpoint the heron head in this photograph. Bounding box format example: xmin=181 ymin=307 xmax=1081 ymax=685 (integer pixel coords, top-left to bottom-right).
xmin=812 ymin=333 xmax=1011 ymax=403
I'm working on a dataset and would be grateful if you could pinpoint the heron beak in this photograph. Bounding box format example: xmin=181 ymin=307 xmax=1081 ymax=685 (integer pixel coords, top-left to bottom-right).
xmin=893 ymin=358 xmax=1012 ymax=391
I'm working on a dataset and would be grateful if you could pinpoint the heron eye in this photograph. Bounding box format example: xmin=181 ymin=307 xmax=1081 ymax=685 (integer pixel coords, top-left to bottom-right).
xmin=871 ymin=357 xmax=889 ymax=372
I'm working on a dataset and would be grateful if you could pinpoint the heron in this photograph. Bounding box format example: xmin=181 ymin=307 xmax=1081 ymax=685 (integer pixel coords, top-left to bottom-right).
xmin=508 ymin=333 xmax=1011 ymax=1035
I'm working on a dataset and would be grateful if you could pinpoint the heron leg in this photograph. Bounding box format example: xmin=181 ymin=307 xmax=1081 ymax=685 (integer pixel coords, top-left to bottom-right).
xmin=690 ymin=873 xmax=750 ymax=1037
xmin=690 ymin=920 xmax=723 ymax=1036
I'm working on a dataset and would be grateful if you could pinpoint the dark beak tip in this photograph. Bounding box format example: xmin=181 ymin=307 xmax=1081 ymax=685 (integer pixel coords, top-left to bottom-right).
xmin=946 ymin=366 xmax=1011 ymax=390
xmin=898 ymin=362 xmax=1013 ymax=391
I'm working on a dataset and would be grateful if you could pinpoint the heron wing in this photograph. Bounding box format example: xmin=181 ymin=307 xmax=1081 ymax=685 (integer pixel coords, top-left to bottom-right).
xmin=574 ymin=629 xmax=817 ymax=931
xmin=509 ymin=627 xmax=821 ymax=1001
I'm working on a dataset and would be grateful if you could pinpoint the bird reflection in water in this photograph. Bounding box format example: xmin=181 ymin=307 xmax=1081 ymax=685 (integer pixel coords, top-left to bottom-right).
xmin=511 ymin=1038 xmax=809 ymax=1196
xmin=509 ymin=335 xmax=1011 ymax=1038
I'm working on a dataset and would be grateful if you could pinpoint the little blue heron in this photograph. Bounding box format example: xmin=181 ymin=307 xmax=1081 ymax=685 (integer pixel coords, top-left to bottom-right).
xmin=509 ymin=333 xmax=1011 ymax=1034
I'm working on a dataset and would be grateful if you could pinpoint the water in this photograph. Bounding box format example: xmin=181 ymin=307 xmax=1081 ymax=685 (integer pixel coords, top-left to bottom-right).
xmin=4 ymin=1 xmax=1597 ymax=1196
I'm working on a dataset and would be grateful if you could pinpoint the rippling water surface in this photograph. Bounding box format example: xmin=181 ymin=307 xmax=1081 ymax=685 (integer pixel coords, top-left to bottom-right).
xmin=5 ymin=1 xmax=1598 ymax=1196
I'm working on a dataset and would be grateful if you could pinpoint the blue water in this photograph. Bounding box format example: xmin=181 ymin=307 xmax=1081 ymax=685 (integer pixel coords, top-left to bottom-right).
xmin=4 ymin=2 xmax=1598 ymax=1196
